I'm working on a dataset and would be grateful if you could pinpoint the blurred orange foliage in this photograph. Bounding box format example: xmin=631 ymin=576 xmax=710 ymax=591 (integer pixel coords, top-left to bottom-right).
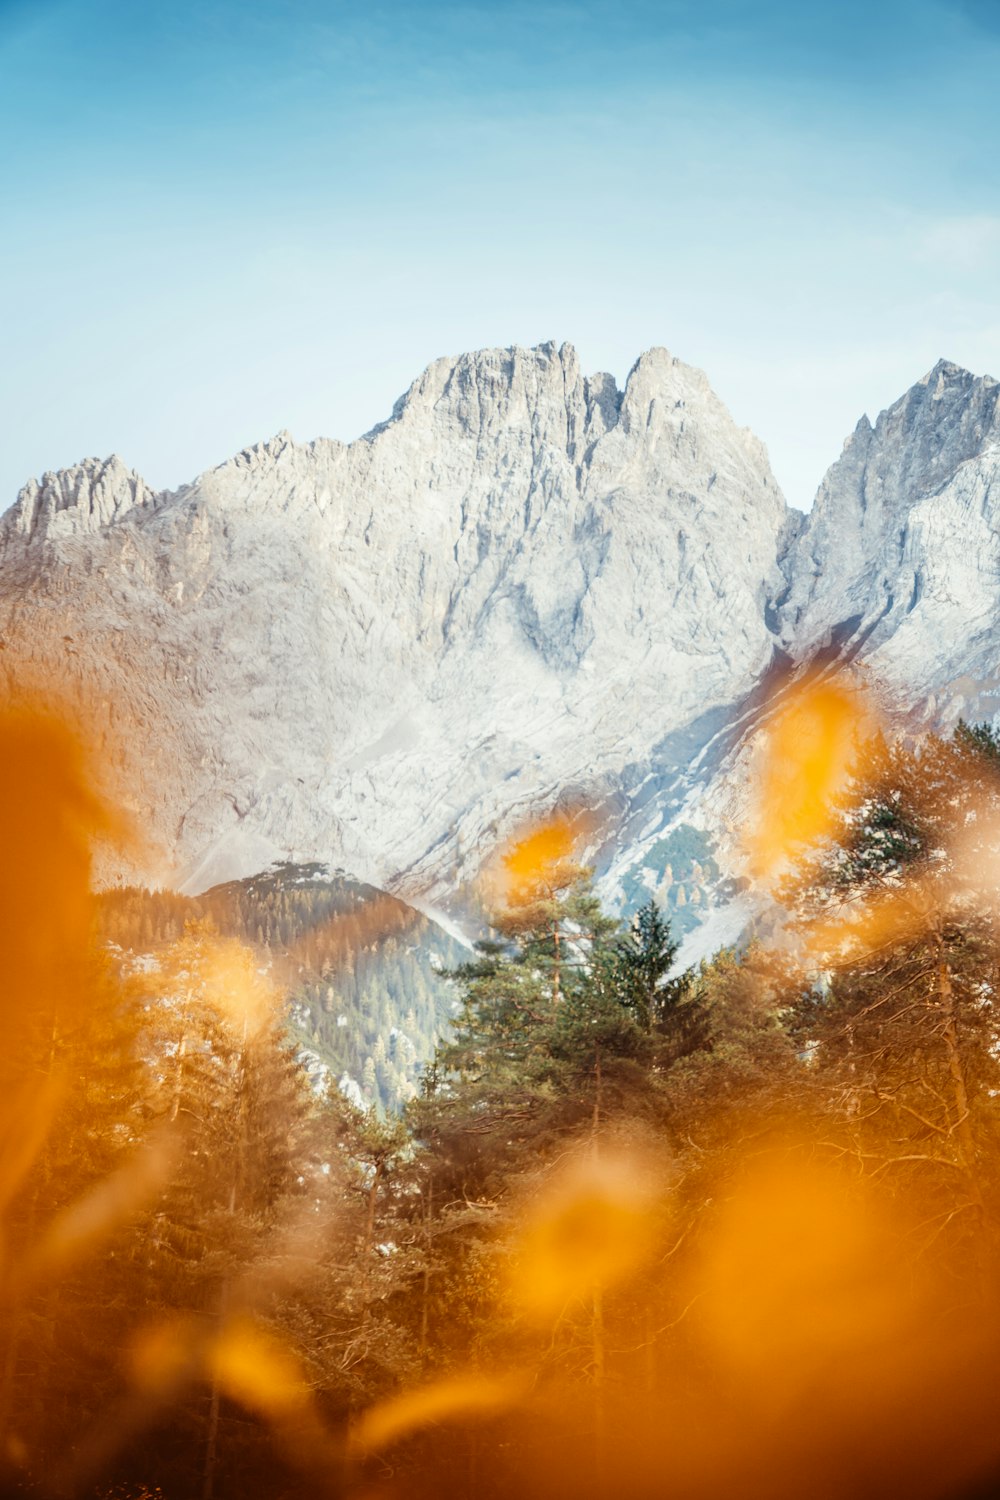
xmin=502 ymin=819 xmax=576 ymax=897
xmin=349 ymin=1373 xmax=527 ymax=1459
xmin=508 ymin=1148 xmax=659 ymax=1320
xmin=749 ymin=670 xmax=875 ymax=882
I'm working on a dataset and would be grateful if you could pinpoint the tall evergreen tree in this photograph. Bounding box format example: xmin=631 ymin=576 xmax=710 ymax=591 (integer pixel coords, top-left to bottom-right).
xmin=786 ymin=725 xmax=1000 ymax=1246
xmin=607 ymin=898 xmax=702 ymax=1054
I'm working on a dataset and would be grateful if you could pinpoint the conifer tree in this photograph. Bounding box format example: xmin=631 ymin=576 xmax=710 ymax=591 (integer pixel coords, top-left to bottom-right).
xmin=114 ymin=922 xmax=338 ymax=1500
xmin=607 ymin=898 xmax=700 ymax=1048
xmin=786 ymin=725 xmax=1000 ymax=1243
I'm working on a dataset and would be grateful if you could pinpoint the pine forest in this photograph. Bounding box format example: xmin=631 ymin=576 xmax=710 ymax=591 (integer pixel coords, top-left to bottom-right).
xmin=4 ymin=680 xmax=1000 ymax=1499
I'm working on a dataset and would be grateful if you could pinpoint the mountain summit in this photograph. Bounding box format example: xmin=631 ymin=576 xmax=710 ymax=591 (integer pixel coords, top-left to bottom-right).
xmin=1 ymin=343 xmax=997 ymax=947
xmin=778 ymin=357 xmax=1000 ymax=703
xmin=2 ymin=455 xmax=156 ymax=551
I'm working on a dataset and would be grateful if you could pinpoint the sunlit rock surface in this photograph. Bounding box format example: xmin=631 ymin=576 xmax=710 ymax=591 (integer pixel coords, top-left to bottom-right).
xmin=0 ymin=342 xmax=786 ymax=904
xmin=2 ymin=456 xmax=155 ymax=549
xmin=3 ymin=343 xmax=999 ymax=952
xmin=779 ymin=359 xmax=1000 ymax=719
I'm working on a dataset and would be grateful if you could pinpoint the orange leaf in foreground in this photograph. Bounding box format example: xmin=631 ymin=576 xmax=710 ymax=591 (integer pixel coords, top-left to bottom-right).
xmin=749 ymin=672 xmax=875 ymax=882
xmin=349 ymin=1373 xmax=526 ymax=1457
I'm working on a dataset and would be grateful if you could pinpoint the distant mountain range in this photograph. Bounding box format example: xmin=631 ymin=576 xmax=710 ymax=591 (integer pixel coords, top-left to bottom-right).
xmin=4 ymin=341 xmax=999 ymax=966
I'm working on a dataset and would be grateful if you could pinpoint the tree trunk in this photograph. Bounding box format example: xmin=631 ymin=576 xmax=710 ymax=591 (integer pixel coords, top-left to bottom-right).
xmin=590 ymin=1044 xmax=606 ymax=1474
xmin=170 ymin=1030 xmax=189 ymax=1123
xmin=201 ymin=1377 xmax=221 ymax=1500
xmin=552 ymin=922 xmax=561 ymax=1006
xmin=419 ymin=1177 xmax=432 ymax=1369
xmin=936 ymin=940 xmax=983 ymax=1209
xmin=0 ymin=1308 xmax=22 ymax=1449
xmin=203 ymin=1023 xmax=249 ymax=1500
xmin=364 ymin=1159 xmax=385 ymax=1263
xmin=0 ymin=1015 xmax=58 ymax=1451
xmin=592 ymin=1281 xmax=607 ymax=1482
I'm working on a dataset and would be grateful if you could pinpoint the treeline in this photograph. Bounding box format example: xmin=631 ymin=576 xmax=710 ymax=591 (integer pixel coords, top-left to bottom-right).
xmin=97 ymin=864 xmax=463 ymax=1113
xmin=617 ymin=821 xmax=724 ymax=937
xmin=5 ymin=716 xmax=1000 ymax=1497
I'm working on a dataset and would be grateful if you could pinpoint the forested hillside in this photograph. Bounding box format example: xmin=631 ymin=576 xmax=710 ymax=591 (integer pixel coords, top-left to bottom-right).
xmin=97 ymin=863 xmax=464 ymax=1112
xmin=617 ymin=821 xmax=729 ymax=936
xmin=6 ymin=703 xmax=1000 ymax=1499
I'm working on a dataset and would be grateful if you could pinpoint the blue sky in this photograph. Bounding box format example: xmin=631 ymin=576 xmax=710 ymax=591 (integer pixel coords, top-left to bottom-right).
xmin=2 ymin=0 xmax=999 ymax=509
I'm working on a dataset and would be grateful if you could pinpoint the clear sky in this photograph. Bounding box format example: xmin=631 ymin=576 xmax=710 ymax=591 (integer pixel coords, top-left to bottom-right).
xmin=2 ymin=0 xmax=999 ymax=511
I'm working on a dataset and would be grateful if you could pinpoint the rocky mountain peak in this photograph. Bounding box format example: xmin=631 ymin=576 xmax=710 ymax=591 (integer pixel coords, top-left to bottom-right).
xmin=622 ymin=345 xmax=708 ymax=398
xmin=922 ymin=356 xmax=989 ymax=391
xmin=767 ymin=356 xmax=1000 ymax=751
xmin=375 ymin=340 xmax=578 ymax=430
xmin=5 ymin=339 xmax=1000 ymax=962
xmin=361 ymin=341 xmax=764 ymax=476
xmin=0 ymin=340 xmax=792 ymax=900
xmin=155 ymin=342 xmax=782 ymax=542
xmin=1 ymin=455 xmax=155 ymax=553
xmin=228 ymin=430 xmax=298 ymax=471
xmin=903 ymin=359 xmax=1000 ymax=479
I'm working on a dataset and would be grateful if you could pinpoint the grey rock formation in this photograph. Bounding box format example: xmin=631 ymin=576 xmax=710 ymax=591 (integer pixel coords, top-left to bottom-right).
xmin=0 ymin=342 xmax=788 ymax=905
xmin=779 ymin=359 xmax=1000 ymax=719
xmin=5 ymin=341 xmax=1000 ymax=955
xmin=2 ymin=456 xmax=156 ymax=550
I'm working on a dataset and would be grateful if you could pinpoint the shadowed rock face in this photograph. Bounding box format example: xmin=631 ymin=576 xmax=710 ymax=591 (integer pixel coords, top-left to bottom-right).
xmin=2 ymin=342 xmax=999 ymax=938
xmin=0 ymin=341 xmax=787 ymax=899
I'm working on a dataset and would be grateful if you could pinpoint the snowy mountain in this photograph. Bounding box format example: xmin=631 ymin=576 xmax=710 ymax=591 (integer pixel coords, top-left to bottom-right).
xmin=2 ymin=342 xmax=999 ymax=951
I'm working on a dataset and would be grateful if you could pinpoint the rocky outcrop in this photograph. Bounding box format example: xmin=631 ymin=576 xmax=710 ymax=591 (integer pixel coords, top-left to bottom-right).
xmin=1 ymin=456 xmax=156 ymax=551
xmin=779 ymin=359 xmax=1000 ymax=718
xmin=5 ymin=340 xmax=1000 ymax=950
xmin=0 ymin=341 xmax=788 ymax=902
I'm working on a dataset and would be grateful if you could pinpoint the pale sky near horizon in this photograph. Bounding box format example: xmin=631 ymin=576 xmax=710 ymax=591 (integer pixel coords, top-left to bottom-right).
xmin=2 ymin=0 xmax=999 ymax=512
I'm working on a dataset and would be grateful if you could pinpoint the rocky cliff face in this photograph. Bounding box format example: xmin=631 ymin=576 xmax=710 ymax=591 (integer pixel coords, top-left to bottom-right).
xmin=582 ymin=354 xmax=1000 ymax=955
xmin=0 ymin=341 xmax=788 ymax=904
xmin=1 ymin=456 xmax=155 ymax=550
xmin=779 ymin=359 xmax=1000 ymax=719
xmin=4 ymin=341 xmax=999 ymax=943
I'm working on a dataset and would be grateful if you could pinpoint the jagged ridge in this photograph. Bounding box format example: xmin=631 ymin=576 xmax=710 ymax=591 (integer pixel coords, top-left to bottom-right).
xmin=2 ymin=342 xmax=999 ymax=960
xmin=0 ymin=341 xmax=786 ymax=910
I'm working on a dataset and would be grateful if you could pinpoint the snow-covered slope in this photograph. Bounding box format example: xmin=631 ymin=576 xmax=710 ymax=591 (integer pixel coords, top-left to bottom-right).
xmin=0 ymin=341 xmax=788 ymax=902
